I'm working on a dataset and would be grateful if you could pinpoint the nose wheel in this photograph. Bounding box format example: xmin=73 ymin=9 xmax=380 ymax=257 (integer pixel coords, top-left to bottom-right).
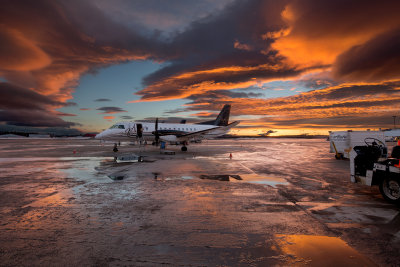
xmin=181 ymin=146 xmax=187 ymax=152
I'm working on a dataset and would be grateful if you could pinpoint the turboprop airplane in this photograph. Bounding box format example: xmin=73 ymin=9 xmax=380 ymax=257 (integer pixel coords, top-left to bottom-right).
xmin=95 ymin=105 xmax=239 ymax=151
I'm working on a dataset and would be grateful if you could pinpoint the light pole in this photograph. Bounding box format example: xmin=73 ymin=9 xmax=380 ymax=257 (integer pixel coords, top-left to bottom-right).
xmin=393 ymin=116 xmax=397 ymax=129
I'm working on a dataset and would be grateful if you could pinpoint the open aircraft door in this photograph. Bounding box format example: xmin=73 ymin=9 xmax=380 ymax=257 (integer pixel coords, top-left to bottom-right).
xmin=136 ymin=123 xmax=143 ymax=138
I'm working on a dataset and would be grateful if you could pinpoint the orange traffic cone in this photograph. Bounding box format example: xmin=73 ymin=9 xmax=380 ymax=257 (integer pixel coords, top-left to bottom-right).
xmin=229 ymin=153 xmax=232 ymax=159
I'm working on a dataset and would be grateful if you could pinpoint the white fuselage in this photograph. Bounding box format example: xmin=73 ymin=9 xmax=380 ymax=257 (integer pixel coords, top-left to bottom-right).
xmin=95 ymin=121 xmax=228 ymax=142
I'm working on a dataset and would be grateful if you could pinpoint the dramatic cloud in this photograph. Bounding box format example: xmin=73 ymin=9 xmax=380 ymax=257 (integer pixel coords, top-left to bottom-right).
xmin=79 ymin=108 xmax=91 ymax=111
xmin=0 ymin=82 xmax=77 ymax=127
xmin=0 ymin=0 xmax=161 ymax=127
xmin=96 ymin=106 xmax=127 ymax=114
xmin=0 ymin=110 xmax=77 ymax=127
xmin=182 ymin=81 xmax=400 ymax=130
xmin=271 ymin=0 xmax=400 ymax=69
xmin=120 ymin=115 xmax=134 ymax=120
xmin=133 ymin=0 xmax=298 ymax=101
xmin=333 ymin=28 xmax=400 ymax=82
xmin=55 ymin=112 xmax=77 ymax=117
xmin=1 ymin=0 xmax=399 ymax=133
xmin=134 ymin=0 xmax=400 ymax=103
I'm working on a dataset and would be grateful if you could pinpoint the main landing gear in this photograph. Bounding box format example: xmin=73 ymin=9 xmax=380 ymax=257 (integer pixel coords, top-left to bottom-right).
xmin=181 ymin=141 xmax=188 ymax=152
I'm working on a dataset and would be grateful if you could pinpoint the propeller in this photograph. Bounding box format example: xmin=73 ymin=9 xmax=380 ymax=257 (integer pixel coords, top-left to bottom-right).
xmin=152 ymin=118 xmax=160 ymax=145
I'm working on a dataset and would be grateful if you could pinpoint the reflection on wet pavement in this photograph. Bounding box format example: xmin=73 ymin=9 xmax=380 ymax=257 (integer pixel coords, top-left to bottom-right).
xmin=273 ymin=235 xmax=376 ymax=266
xmin=0 ymin=138 xmax=399 ymax=265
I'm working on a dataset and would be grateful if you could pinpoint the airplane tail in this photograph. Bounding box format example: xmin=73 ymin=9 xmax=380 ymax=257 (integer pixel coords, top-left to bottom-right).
xmin=214 ymin=104 xmax=230 ymax=126
xmin=198 ymin=104 xmax=231 ymax=126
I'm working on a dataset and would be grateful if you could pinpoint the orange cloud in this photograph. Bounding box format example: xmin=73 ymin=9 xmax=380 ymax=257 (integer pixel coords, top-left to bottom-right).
xmin=103 ymin=116 xmax=115 ymax=120
xmin=0 ymin=0 xmax=155 ymax=127
xmin=271 ymin=0 xmax=400 ymax=72
xmin=190 ymin=111 xmax=215 ymax=117
xmin=184 ymin=81 xmax=400 ymax=132
xmin=132 ymin=63 xmax=303 ymax=102
xmin=0 ymin=25 xmax=52 ymax=71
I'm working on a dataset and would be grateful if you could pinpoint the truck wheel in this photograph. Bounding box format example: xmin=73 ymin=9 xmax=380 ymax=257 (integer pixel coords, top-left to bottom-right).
xmin=379 ymin=177 xmax=400 ymax=204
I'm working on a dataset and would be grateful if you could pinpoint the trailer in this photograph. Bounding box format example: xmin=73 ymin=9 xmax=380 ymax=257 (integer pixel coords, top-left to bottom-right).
xmin=349 ymin=138 xmax=400 ymax=204
xmin=329 ymin=130 xmax=386 ymax=159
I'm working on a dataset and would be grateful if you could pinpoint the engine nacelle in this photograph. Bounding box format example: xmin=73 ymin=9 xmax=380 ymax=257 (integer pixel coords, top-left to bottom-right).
xmin=160 ymin=135 xmax=179 ymax=142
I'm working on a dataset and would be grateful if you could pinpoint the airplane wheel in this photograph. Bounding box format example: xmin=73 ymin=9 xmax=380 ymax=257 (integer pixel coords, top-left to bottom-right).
xmin=181 ymin=146 xmax=187 ymax=152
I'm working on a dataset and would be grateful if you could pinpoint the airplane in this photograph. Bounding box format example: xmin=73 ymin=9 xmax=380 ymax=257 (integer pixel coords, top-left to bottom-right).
xmin=95 ymin=104 xmax=239 ymax=151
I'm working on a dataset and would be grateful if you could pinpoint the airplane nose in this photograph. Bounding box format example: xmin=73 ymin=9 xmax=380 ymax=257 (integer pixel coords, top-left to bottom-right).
xmin=95 ymin=133 xmax=102 ymax=139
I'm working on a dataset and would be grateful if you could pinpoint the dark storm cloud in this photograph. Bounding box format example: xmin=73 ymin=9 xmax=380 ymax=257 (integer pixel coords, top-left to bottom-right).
xmin=134 ymin=0 xmax=298 ymax=101
xmin=0 ymin=82 xmax=63 ymax=110
xmin=96 ymin=106 xmax=127 ymax=114
xmin=0 ymin=82 xmax=77 ymax=127
xmin=86 ymin=0 xmax=234 ymax=35
xmin=120 ymin=115 xmax=134 ymax=120
xmin=94 ymin=98 xmax=112 ymax=102
xmin=135 ymin=0 xmax=400 ymax=102
xmin=0 ymin=110 xmax=77 ymax=127
xmin=334 ymin=28 xmax=400 ymax=81
xmin=2 ymin=0 xmax=400 ymax=130
xmin=0 ymin=0 xmax=163 ymax=127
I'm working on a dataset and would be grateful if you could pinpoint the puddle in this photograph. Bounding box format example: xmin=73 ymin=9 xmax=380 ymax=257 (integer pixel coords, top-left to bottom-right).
xmin=272 ymin=235 xmax=376 ymax=266
xmin=200 ymin=173 xmax=287 ymax=187
xmin=150 ymin=172 xmax=287 ymax=187
xmin=232 ymin=173 xmax=288 ymax=187
xmin=200 ymin=175 xmax=242 ymax=181
xmin=108 ymin=174 xmax=125 ymax=180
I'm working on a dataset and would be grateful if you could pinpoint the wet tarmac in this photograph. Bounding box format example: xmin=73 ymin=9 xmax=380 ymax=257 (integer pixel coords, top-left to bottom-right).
xmin=0 ymin=138 xmax=399 ymax=266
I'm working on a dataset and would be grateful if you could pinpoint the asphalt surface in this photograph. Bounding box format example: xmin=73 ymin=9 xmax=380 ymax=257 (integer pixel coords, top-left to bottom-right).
xmin=0 ymin=138 xmax=399 ymax=266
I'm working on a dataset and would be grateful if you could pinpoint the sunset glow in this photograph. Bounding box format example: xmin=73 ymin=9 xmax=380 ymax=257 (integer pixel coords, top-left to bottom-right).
xmin=1 ymin=0 xmax=399 ymax=135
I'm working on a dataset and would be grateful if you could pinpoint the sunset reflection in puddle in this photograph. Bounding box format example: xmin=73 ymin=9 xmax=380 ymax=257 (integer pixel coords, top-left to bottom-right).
xmin=272 ymin=234 xmax=376 ymax=266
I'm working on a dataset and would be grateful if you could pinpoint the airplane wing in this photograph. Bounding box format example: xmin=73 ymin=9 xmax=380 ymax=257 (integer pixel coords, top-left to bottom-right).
xmin=179 ymin=121 xmax=239 ymax=138
xmin=160 ymin=121 xmax=239 ymax=142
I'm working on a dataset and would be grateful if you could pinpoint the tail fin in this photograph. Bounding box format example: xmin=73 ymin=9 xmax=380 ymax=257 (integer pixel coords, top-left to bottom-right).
xmin=197 ymin=104 xmax=231 ymax=126
xmin=214 ymin=104 xmax=230 ymax=126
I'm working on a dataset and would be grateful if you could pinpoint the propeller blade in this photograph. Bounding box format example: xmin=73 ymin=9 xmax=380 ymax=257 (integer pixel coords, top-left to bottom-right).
xmin=154 ymin=118 xmax=159 ymax=145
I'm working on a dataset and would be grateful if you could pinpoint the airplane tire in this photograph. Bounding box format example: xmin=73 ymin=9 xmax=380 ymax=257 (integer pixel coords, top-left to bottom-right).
xmin=181 ymin=146 xmax=187 ymax=152
xmin=379 ymin=176 xmax=400 ymax=204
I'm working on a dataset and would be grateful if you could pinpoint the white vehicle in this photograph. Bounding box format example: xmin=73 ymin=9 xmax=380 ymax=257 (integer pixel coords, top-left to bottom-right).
xmin=329 ymin=130 xmax=386 ymax=159
xmin=95 ymin=105 xmax=239 ymax=151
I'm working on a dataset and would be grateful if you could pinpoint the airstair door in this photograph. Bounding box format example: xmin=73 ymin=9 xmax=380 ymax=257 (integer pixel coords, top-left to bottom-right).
xmin=136 ymin=123 xmax=143 ymax=138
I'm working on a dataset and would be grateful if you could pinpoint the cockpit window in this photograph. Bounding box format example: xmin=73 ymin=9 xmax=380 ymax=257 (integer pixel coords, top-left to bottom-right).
xmin=109 ymin=124 xmax=125 ymax=129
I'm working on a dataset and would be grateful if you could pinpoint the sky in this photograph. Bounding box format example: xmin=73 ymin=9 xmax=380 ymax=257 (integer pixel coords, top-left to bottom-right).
xmin=1 ymin=0 xmax=400 ymax=136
